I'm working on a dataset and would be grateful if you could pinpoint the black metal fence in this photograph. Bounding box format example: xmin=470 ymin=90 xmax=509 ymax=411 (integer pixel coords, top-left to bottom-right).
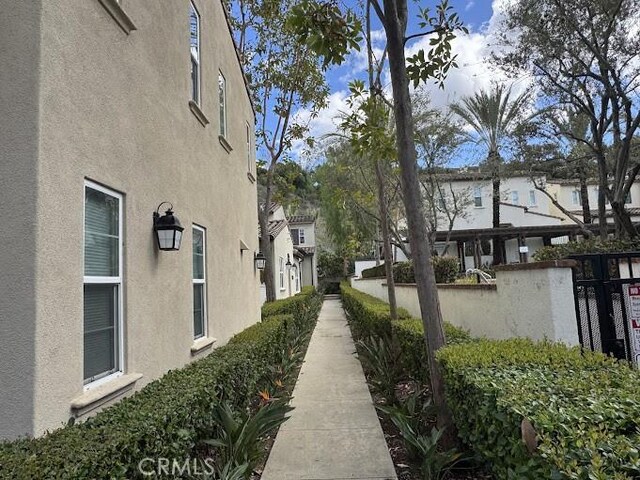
xmin=570 ymin=252 xmax=640 ymax=361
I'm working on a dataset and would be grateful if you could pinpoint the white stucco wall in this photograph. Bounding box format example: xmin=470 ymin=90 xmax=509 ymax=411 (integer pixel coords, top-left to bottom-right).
xmin=351 ymin=262 xmax=579 ymax=345
xmin=354 ymin=260 xmax=380 ymax=278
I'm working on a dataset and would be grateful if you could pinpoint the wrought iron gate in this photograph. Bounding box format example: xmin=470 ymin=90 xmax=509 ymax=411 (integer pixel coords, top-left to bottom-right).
xmin=570 ymin=252 xmax=640 ymax=362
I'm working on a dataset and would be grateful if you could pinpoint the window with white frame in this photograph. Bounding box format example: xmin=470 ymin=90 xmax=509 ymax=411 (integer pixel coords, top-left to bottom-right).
xmin=83 ymin=182 xmax=123 ymax=386
xmin=529 ymin=190 xmax=537 ymax=206
xmin=246 ymin=122 xmax=253 ymax=175
xmin=473 ymin=186 xmax=483 ymax=207
xmin=572 ymin=189 xmax=582 ymax=206
xmin=511 ymin=191 xmax=519 ymax=205
xmin=219 ymin=72 xmax=227 ymax=138
xmin=192 ymin=226 xmax=207 ymax=339
xmin=299 ymin=228 xmax=306 ymax=245
xmin=189 ymin=2 xmax=200 ymax=105
xmin=279 ymin=256 xmax=284 ymax=290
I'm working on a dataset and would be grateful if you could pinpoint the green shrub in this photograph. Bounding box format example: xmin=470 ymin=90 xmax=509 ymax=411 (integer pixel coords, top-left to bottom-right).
xmin=362 ymin=259 xmax=460 ymax=284
xmin=341 ymin=282 xmax=471 ymax=381
xmin=437 ymin=339 xmax=640 ymax=479
xmin=0 ymin=291 xmax=322 ymax=479
xmin=533 ymin=238 xmax=640 ymax=262
xmin=340 ymin=282 xmax=411 ymax=340
xmin=361 ymin=263 xmax=387 ymax=278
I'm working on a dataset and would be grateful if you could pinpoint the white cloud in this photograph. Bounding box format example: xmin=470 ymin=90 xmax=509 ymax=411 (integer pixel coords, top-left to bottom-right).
xmin=465 ymin=1 xmax=475 ymax=11
xmin=291 ymin=0 xmax=530 ymax=163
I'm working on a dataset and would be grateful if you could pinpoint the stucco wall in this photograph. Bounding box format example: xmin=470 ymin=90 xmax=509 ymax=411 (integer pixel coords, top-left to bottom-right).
xmin=0 ymin=0 xmax=42 ymax=439
xmin=1 ymin=0 xmax=261 ymax=438
xmin=350 ymin=262 xmax=579 ymax=345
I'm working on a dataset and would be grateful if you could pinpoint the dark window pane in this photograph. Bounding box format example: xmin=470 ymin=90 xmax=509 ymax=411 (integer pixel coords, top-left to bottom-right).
xmin=193 ymin=284 xmax=205 ymax=338
xmin=84 ymin=284 xmax=118 ymax=381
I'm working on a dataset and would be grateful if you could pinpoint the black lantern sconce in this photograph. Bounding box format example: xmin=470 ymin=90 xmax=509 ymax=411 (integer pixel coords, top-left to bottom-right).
xmin=153 ymin=202 xmax=184 ymax=251
xmin=254 ymin=251 xmax=266 ymax=270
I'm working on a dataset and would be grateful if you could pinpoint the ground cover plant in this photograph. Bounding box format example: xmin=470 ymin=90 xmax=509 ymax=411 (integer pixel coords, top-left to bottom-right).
xmin=0 ymin=288 xmax=322 ymax=479
xmin=340 ymin=282 xmax=485 ymax=480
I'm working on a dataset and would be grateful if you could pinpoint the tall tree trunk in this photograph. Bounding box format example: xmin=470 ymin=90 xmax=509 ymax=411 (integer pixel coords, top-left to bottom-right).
xmin=579 ymin=164 xmax=591 ymax=224
xmin=611 ymin=201 xmax=637 ymax=238
xmin=490 ymin=151 xmax=503 ymax=265
xmin=598 ymin=172 xmax=608 ymax=240
xmin=259 ymin=165 xmax=277 ymax=302
xmin=376 ymin=160 xmax=398 ymax=320
xmin=382 ymin=0 xmax=452 ymax=440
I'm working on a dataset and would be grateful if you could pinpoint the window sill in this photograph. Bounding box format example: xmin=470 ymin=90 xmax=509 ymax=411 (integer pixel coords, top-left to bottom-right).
xmin=98 ymin=0 xmax=136 ymax=34
xmin=191 ymin=336 xmax=216 ymax=355
xmin=219 ymin=135 xmax=233 ymax=153
xmin=189 ymin=101 xmax=210 ymax=127
xmin=71 ymin=373 xmax=143 ymax=416
xmin=247 ymin=171 xmax=256 ymax=183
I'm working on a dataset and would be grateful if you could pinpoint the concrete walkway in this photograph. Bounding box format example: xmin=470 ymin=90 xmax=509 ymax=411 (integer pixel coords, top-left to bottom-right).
xmin=261 ymin=296 xmax=397 ymax=480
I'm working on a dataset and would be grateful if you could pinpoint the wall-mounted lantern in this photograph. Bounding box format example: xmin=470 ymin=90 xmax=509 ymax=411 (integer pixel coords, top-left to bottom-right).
xmin=254 ymin=251 xmax=266 ymax=270
xmin=153 ymin=202 xmax=184 ymax=251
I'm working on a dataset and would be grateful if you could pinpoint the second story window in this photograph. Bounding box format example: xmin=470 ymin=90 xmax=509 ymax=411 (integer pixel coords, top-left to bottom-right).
xmin=219 ymin=72 xmax=227 ymax=138
xmin=473 ymin=186 xmax=483 ymax=207
xmin=625 ymin=191 xmax=632 ymax=204
xmin=572 ymin=189 xmax=582 ymax=206
xmin=246 ymin=122 xmax=253 ymax=174
xmin=529 ymin=190 xmax=537 ymax=206
xmin=299 ymin=228 xmax=306 ymax=244
xmin=511 ymin=191 xmax=519 ymax=205
xmin=189 ymin=2 xmax=200 ymax=105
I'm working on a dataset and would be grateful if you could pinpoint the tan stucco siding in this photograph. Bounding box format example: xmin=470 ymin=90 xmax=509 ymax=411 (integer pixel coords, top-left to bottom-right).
xmin=0 ymin=0 xmax=43 ymax=439
xmin=14 ymin=0 xmax=260 ymax=436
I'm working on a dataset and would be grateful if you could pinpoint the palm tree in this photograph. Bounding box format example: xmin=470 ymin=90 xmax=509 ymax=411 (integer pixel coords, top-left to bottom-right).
xmin=450 ymin=84 xmax=531 ymax=265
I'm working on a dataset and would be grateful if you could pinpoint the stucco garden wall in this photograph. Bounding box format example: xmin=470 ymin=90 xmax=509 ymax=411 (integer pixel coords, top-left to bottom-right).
xmin=350 ymin=261 xmax=579 ymax=344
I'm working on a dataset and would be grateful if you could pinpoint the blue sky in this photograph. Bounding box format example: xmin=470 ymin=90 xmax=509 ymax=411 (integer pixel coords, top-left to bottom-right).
xmin=292 ymin=0 xmax=523 ymax=167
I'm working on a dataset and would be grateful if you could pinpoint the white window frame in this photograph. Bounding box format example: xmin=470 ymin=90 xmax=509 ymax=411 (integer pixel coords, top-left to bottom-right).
xmin=189 ymin=1 xmax=201 ymax=105
xmin=299 ymin=228 xmax=306 ymax=245
xmin=279 ymin=256 xmax=285 ymax=291
xmin=511 ymin=191 xmax=519 ymax=205
xmin=572 ymin=189 xmax=581 ymax=206
xmin=529 ymin=190 xmax=537 ymax=206
xmin=219 ymin=71 xmax=227 ymax=138
xmin=246 ymin=121 xmax=253 ymax=175
xmin=473 ymin=186 xmax=483 ymax=207
xmin=192 ymin=225 xmax=207 ymax=340
xmin=83 ymin=180 xmax=124 ymax=391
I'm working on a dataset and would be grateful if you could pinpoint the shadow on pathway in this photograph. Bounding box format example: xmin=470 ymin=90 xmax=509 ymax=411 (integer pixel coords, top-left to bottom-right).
xmin=261 ymin=296 xmax=397 ymax=480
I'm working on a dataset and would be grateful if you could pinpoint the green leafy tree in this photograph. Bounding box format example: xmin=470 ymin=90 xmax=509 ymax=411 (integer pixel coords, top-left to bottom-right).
xmin=450 ymin=84 xmax=532 ymax=264
xmin=288 ymin=0 xmax=466 ymax=441
xmin=226 ymin=0 xmax=329 ymax=301
xmin=495 ymin=0 xmax=640 ymax=237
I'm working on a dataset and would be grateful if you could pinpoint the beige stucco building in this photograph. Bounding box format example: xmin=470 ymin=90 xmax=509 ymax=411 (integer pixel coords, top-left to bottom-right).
xmin=0 ymin=0 xmax=261 ymax=440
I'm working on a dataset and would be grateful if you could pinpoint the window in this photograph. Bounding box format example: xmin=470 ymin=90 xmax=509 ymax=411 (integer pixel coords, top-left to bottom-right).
xmin=473 ymin=186 xmax=483 ymax=207
xmin=511 ymin=191 xmax=519 ymax=205
xmin=84 ymin=182 xmax=123 ymax=386
xmin=572 ymin=190 xmax=582 ymax=206
xmin=219 ymin=72 xmax=227 ymax=138
xmin=291 ymin=229 xmax=299 ymax=245
xmin=192 ymin=226 xmax=207 ymax=339
xmin=625 ymin=191 xmax=632 ymax=204
xmin=279 ymin=257 xmax=284 ymax=290
xmin=299 ymin=228 xmax=306 ymax=245
xmin=189 ymin=2 xmax=200 ymax=104
xmin=529 ymin=190 xmax=537 ymax=206
xmin=246 ymin=122 xmax=253 ymax=174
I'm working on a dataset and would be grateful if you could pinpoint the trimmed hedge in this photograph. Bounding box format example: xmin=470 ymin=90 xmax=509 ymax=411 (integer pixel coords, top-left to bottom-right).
xmin=261 ymin=286 xmax=318 ymax=319
xmin=340 ymin=282 xmax=471 ymax=381
xmin=437 ymin=339 xmax=640 ymax=479
xmin=533 ymin=238 xmax=640 ymax=261
xmin=0 ymin=290 xmax=321 ymax=479
xmin=361 ymin=258 xmax=460 ymax=284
